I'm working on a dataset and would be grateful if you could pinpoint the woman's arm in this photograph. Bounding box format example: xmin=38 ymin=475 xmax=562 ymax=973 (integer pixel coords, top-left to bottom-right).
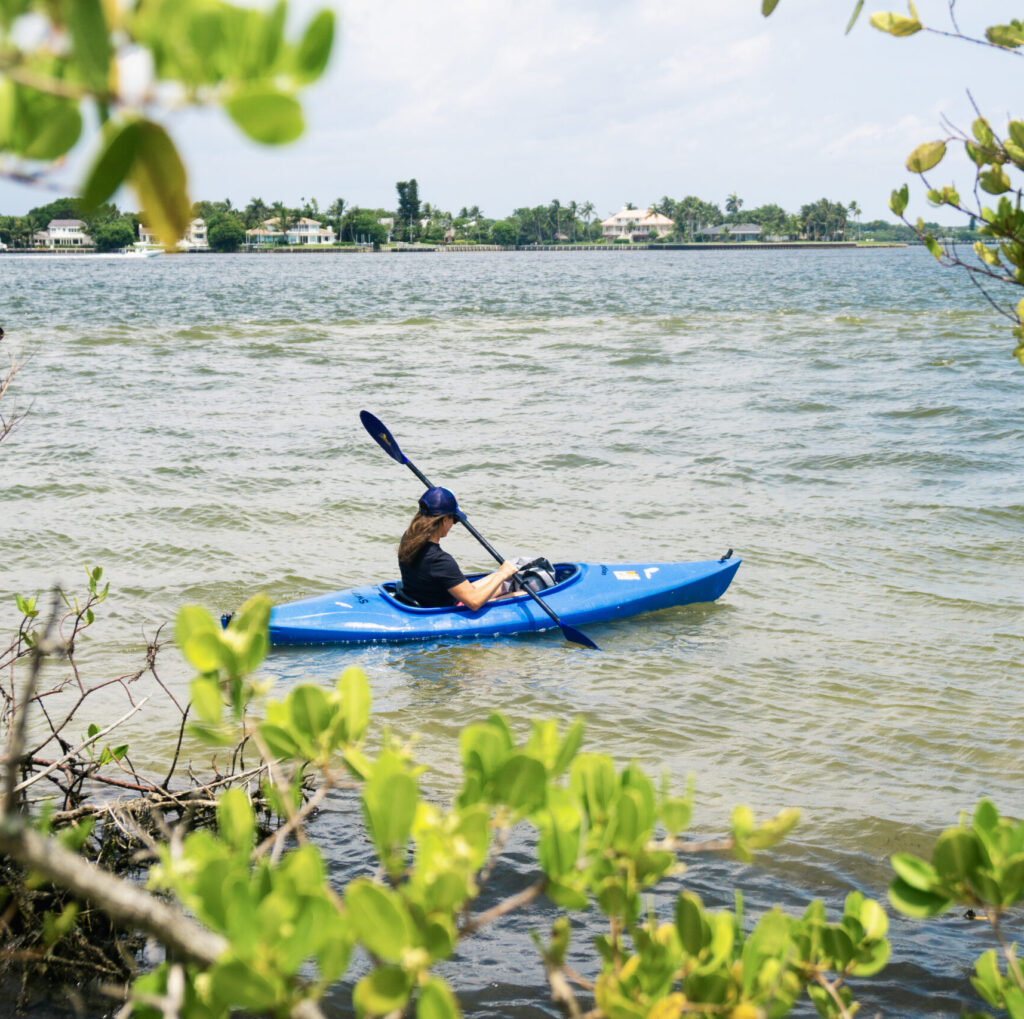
xmin=448 ymin=560 xmax=519 ymax=611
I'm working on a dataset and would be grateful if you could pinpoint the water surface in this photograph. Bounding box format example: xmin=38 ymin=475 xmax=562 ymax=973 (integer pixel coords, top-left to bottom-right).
xmin=2 ymin=249 xmax=1021 ymax=1015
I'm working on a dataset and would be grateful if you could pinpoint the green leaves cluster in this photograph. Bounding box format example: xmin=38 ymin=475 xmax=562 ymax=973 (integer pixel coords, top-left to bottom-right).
xmin=895 ymin=107 xmax=1024 ymax=366
xmin=590 ymin=888 xmax=888 ymax=1019
xmin=890 ymin=799 xmax=1024 ymax=918
xmin=155 ymin=597 xmax=894 ymax=1019
xmin=147 ymin=790 xmax=352 ymax=1016
xmin=0 ymin=0 xmax=334 ymax=247
xmin=888 ymin=799 xmax=1024 ymax=1017
xmin=762 ymin=1 xmax=1024 ymax=367
xmin=176 ymin=596 xmax=270 ymax=739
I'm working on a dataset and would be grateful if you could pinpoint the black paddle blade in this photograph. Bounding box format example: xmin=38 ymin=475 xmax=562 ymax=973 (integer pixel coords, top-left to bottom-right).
xmin=561 ymin=623 xmax=600 ymax=650
xmin=360 ymin=410 xmax=407 ymax=464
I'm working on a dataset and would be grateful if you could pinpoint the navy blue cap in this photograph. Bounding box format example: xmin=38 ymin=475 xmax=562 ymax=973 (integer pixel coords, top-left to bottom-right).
xmin=418 ymin=486 xmax=463 ymax=519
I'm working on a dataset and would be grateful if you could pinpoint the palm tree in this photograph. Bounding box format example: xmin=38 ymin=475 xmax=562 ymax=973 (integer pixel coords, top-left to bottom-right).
xmin=567 ymin=200 xmax=578 ymax=243
xmin=725 ymin=193 xmax=743 ymax=218
xmin=549 ymin=199 xmax=562 ymax=241
xmin=467 ymin=205 xmax=481 ymax=243
xmin=245 ymin=196 xmax=269 ymax=229
xmin=326 ymin=198 xmax=346 ymax=242
xmin=272 ymin=201 xmax=293 ymax=245
xmin=848 ymin=200 xmax=862 ymax=240
xmin=580 ymin=200 xmax=595 ymax=241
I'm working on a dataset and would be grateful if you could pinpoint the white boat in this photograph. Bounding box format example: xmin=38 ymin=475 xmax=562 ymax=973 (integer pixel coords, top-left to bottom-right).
xmin=2 ymin=248 xmax=163 ymax=260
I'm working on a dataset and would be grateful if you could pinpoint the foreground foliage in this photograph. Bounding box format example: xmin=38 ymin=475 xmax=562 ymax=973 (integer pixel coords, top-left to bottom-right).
xmin=0 ymin=0 xmax=334 ymax=247
xmin=2 ymin=584 xmax=896 ymax=1018
xmin=1 ymin=572 xmax=1023 ymax=1018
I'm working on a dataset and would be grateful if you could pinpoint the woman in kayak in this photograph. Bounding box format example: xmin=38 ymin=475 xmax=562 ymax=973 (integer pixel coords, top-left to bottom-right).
xmin=398 ymin=487 xmax=518 ymax=609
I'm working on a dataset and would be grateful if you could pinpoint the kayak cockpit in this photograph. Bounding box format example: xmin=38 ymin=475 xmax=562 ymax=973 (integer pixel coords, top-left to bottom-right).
xmin=377 ymin=562 xmax=582 ymax=612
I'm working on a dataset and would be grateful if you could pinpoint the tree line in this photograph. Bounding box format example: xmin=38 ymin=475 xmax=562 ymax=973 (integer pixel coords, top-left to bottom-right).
xmin=0 ymin=186 xmax=977 ymax=252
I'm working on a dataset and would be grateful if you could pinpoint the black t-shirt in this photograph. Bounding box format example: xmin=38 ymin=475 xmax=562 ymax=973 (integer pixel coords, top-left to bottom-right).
xmin=399 ymin=543 xmax=468 ymax=607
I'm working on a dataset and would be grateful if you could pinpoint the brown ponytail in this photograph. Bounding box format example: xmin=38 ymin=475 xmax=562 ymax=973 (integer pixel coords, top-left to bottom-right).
xmin=398 ymin=512 xmax=450 ymax=564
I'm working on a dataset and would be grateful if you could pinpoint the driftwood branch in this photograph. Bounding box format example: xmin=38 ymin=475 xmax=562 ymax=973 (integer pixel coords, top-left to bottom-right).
xmin=0 ymin=817 xmax=226 ymax=966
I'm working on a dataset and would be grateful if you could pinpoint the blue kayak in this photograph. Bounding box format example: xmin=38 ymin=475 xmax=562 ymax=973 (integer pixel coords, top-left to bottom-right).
xmin=267 ymin=556 xmax=740 ymax=646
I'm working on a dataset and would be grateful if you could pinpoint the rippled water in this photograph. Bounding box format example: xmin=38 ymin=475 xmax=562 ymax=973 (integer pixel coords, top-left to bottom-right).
xmin=2 ymin=249 xmax=1022 ymax=1015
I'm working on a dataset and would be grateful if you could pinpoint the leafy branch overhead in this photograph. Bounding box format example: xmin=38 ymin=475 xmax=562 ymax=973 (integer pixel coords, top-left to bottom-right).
xmin=763 ymin=1 xmax=1024 ymax=367
xmin=0 ymin=0 xmax=335 ymax=248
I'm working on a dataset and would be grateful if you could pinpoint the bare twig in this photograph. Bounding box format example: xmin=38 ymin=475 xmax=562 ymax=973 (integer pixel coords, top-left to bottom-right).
xmin=458 ymin=877 xmax=546 ymax=937
xmin=2 ymin=590 xmax=64 ymax=814
xmin=15 ymin=696 xmax=151 ymax=793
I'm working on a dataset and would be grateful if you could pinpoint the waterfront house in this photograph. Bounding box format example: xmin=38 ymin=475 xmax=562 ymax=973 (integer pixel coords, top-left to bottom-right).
xmin=601 ymin=208 xmax=675 ymax=242
xmin=33 ymin=219 xmax=93 ymax=247
xmin=245 ymin=225 xmax=283 ymax=247
xmin=700 ymin=223 xmax=763 ymax=241
xmin=139 ymin=218 xmax=208 ymax=250
xmin=255 ymin=217 xmax=335 ymax=245
xmin=286 ymin=217 xmax=335 ymax=245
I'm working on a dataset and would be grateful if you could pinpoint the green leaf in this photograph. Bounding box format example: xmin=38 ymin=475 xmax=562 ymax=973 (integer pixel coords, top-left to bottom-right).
xmin=131 ymin=119 xmax=190 ymax=248
xmin=225 ymin=87 xmax=304 ymax=145
xmin=974 ymin=241 xmax=1002 ymax=267
xmin=890 ymin=184 xmax=909 ymax=217
xmin=190 ymin=675 xmax=223 ymax=725
xmin=933 ymin=829 xmax=980 ymax=884
xmin=870 ymin=12 xmax=922 ymax=36
xmin=858 ymin=897 xmax=889 ymax=941
xmin=17 ymin=91 xmax=82 ymax=160
xmin=888 ymin=877 xmax=951 ymax=918
xmin=987 ymin=21 xmax=1024 ymax=48
xmin=209 ymin=958 xmax=281 ymax=1011
xmin=761 ymin=0 xmax=780 ymax=15
xmin=979 ymin=166 xmax=1012 ymax=195
xmin=355 ymin=966 xmax=413 ymax=1017
xmin=972 ymin=949 xmax=1003 ymax=1007
xmin=924 ymin=234 xmax=942 ymax=261
xmin=494 ymin=754 xmax=547 ymax=813
xmin=259 ymin=722 xmax=300 ymax=760
xmin=335 ymin=666 xmax=371 ymax=742
xmin=289 ymin=685 xmax=331 ymax=746
xmin=845 ymin=0 xmax=865 ymax=34
xmin=850 ymin=938 xmax=891 ymax=976
xmin=344 ymin=880 xmax=415 ymax=961
xmin=551 ymin=718 xmax=584 ymax=777
xmin=891 ymin=853 xmax=941 ymax=891
xmin=418 ymin=976 xmax=461 ymax=1019
xmin=364 ymin=771 xmax=418 ymax=871
xmin=295 ymin=9 xmax=334 ymax=82
xmin=183 ymin=631 xmax=228 ymax=675
xmin=176 ymin=605 xmax=218 ymax=656
xmin=63 ymin=0 xmax=111 ymax=92
xmin=675 ymin=892 xmax=707 ymax=957
xmin=906 ymin=140 xmax=946 ymax=173
xmin=973 ymin=118 xmax=996 ymax=149
xmin=217 ymin=788 xmax=255 ymax=853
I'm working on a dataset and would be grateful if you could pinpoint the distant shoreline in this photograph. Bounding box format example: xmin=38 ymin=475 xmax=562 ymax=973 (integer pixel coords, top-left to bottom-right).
xmin=0 ymin=240 xmax=908 ymax=256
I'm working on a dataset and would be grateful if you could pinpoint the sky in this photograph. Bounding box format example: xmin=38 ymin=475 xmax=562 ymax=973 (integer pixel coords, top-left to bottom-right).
xmin=1 ymin=0 xmax=1021 ymax=223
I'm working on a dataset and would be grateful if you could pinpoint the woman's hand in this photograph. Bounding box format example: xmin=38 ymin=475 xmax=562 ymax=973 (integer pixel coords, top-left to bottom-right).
xmin=449 ymin=561 xmax=520 ymax=610
xmin=497 ymin=559 xmax=519 ymax=581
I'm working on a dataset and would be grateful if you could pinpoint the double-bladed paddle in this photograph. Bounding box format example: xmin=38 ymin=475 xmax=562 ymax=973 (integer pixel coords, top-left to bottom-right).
xmin=359 ymin=410 xmax=599 ymax=650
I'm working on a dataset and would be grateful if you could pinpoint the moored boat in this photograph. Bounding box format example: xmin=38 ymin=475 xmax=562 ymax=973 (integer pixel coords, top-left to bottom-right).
xmin=266 ymin=555 xmax=740 ymax=645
